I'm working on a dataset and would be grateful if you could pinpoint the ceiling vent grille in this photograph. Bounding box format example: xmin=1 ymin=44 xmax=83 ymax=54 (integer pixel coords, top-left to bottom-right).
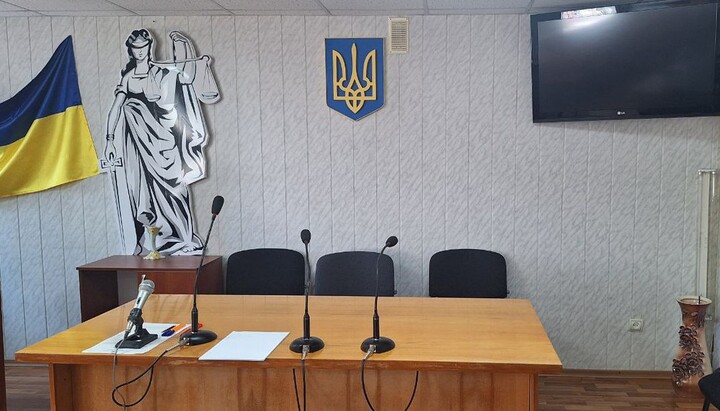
xmin=388 ymin=17 xmax=409 ymax=54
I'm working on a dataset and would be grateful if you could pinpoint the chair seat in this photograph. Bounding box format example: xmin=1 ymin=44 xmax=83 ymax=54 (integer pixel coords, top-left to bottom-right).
xmin=700 ymin=370 xmax=720 ymax=409
xmin=226 ymin=248 xmax=305 ymax=295
xmin=429 ymin=249 xmax=507 ymax=298
xmin=314 ymin=251 xmax=395 ymax=296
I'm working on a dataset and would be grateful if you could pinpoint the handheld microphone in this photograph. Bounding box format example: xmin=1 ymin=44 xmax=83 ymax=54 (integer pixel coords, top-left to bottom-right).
xmin=125 ymin=279 xmax=155 ymax=336
xmin=361 ymin=236 xmax=398 ymax=353
xmin=180 ymin=195 xmax=223 ymax=346
xmin=290 ymin=229 xmax=324 ymax=353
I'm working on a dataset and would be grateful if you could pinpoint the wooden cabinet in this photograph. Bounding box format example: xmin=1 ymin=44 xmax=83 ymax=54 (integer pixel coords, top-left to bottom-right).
xmin=77 ymin=255 xmax=223 ymax=321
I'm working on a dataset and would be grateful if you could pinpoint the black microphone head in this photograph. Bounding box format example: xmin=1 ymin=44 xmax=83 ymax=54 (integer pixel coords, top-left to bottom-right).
xmin=211 ymin=196 xmax=225 ymax=215
xmin=385 ymin=236 xmax=398 ymax=248
xmin=301 ymin=229 xmax=311 ymax=244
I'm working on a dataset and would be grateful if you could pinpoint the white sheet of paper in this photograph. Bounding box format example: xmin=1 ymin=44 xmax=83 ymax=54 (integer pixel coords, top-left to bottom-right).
xmin=199 ymin=331 xmax=289 ymax=361
xmin=82 ymin=323 xmax=188 ymax=355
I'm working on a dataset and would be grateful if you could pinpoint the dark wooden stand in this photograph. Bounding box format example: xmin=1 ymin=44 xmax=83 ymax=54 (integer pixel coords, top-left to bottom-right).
xmin=77 ymin=255 xmax=223 ymax=321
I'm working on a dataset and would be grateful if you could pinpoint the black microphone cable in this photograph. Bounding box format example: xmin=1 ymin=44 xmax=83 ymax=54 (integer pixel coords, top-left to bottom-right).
xmin=292 ymin=344 xmax=310 ymax=411
xmin=111 ymin=338 xmax=184 ymax=408
xmin=361 ymin=345 xmax=420 ymax=411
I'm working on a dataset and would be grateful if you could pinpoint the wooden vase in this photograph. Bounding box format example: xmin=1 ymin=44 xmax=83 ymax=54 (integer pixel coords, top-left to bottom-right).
xmin=672 ymin=296 xmax=712 ymax=397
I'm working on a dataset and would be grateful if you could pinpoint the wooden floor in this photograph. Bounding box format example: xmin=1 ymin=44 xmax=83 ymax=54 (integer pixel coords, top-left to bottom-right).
xmin=1 ymin=364 xmax=712 ymax=410
xmin=5 ymin=364 xmax=50 ymax=411
xmin=538 ymin=372 xmax=708 ymax=411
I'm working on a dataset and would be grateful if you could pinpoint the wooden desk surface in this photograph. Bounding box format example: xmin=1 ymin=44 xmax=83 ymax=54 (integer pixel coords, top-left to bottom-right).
xmin=16 ymin=295 xmax=561 ymax=374
xmin=76 ymin=255 xmax=222 ymax=271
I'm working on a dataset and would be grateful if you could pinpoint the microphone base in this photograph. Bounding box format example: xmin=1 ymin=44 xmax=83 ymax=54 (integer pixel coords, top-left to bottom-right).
xmin=289 ymin=336 xmax=325 ymax=353
xmin=361 ymin=336 xmax=395 ymax=353
xmin=115 ymin=330 xmax=157 ymax=349
xmin=179 ymin=329 xmax=217 ymax=346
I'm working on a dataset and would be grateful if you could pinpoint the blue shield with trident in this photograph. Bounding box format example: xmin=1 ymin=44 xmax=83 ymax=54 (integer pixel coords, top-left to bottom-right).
xmin=325 ymin=38 xmax=384 ymax=121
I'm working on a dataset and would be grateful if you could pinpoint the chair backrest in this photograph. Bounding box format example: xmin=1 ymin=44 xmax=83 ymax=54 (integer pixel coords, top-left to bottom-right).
xmin=226 ymin=248 xmax=305 ymax=295
xmin=429 ymin=249 xmax=507 ymax=298
xmin=314 ymin=251 xmax=395 ymax=296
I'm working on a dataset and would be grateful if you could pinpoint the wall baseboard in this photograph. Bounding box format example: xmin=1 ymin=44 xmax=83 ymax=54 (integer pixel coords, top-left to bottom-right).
xmin=543 ymin=369 xmax=672 ymax=379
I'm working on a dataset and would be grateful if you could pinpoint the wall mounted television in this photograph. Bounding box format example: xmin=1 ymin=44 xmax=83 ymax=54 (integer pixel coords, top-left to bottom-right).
xmin=531 ymin=1 xmax=720 ymax=123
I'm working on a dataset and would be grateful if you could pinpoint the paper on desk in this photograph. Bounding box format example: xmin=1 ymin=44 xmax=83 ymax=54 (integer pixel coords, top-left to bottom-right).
xmin=82 ymin=323 xmax=187 ymax=355
xmin=199 ymin=331 xmax=289 ymax=361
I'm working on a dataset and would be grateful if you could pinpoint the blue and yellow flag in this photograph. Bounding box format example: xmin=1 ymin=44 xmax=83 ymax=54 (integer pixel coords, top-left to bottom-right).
xmin=0 ymin=36 xmax=98 ymax=198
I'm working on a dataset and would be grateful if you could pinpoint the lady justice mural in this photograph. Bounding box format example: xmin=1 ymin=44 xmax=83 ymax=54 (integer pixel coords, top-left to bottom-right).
xmin=102 ymin=29 xmax=220 ymax=255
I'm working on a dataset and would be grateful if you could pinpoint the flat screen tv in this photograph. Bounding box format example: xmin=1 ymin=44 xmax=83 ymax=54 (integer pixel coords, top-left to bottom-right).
xmin=531 ymin=1 xmax=720 ymax=123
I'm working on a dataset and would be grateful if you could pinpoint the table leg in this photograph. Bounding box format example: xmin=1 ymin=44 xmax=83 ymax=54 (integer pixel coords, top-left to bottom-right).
xmin=49 ymin=364 xmax=73 ymax=411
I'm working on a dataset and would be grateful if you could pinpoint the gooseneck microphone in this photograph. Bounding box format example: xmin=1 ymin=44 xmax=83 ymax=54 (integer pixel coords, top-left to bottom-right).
xmin=361 ymin=236 xmax=398 ymax=354
xmin=180 ymin=195 xmax=224 ymax=346
xmin=290 ymin=229 xmax=324 ymax=353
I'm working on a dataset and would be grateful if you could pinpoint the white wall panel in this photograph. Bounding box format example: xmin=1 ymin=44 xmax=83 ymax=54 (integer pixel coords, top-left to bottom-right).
xmin=421 ymin=16 xmax=446 ymax=296
xmin=236 ymin=16 xmax=265 ymax=250
xmin=468 ymin=15 xmax=494 ymax=251
xmin=490 ymin=15 xmax=517 ymax=295
xmin=444 ymin=16 xmax=470 ymax=252
xmin=0 ymin=15 xmax=717 ymax=370
xmin=683 ymin=119 xmax=715 ymax=295
xmin=212 ymin=16 xmax=241 ymax=256
xmin=374 ymin=16 xmax=400 ymax=273
xmin=304 ymin=16 xmax=333 ymax=274
xmin=397 ymin=16 xmax=423 ymax=296
xmin=51 ymin=16 xmax=84 ymax=329
xmin=31 ymin=18 xmax=68 ymax=338
xmin=259 ymin=16 xmax=287 ymax=248
xmin=97 ymin=17 xmax=123 ymax=257
xmin=606 ymin=120 xmax=638 ymax=370
xmin=328 ymin=16 xmax=354 ymax=253
xmin=513 ymin=16 xmax=538 ymax=302
xmin=305 ymin=16 xmax=332 ymax=276
xmin=681 ymin=119 xmax=701 ymax=296
xmin=74 ymin=17 xmax=108 ymax=265
xmin=8 ymin=17 xmax=47 ymax=347
xmin=656 ymin=119 xmax=688 ymax=369
xmin=536 ymin=123 xmax=564 ymax=358
xmin=351 ymin=16 xmax=379 ymax=252
xmin=631 ymin=119 xmax=662 ymax=370
xmin=282 ymin=16 xmax=310 ymax=254
xmin=584 ymin=121 xmax=613 ymax=369
xmin=559 ymin=123 xmax=588 ymax=369
xmin=0 ymin=17 xmax=27 ymax=358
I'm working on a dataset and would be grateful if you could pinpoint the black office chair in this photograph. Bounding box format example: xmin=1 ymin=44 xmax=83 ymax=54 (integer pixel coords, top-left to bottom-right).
xmin=314 ymin=251 xmax=395 ymax=296
xmin=700 ymin=369 xmax=720 ymax=410
xmin=226 ymin=248 xmax=305 ymax=295
xmin=429 ymin=249 xmax=507 ymax=298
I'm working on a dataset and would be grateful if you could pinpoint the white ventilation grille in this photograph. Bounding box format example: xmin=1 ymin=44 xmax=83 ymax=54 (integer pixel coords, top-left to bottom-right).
xmin=388 ymin=17 xmax=409 ymax=54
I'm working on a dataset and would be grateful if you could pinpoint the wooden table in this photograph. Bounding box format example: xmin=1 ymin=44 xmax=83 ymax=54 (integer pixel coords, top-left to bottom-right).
xmin=77 ymin=255 xmax=223 ymax=321
xmin=16 ymin=295 xmax=561 ymax=410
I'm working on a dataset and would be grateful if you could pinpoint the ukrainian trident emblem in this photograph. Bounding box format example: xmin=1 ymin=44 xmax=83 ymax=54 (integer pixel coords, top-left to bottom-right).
xmin=325 ymin=38 xmax=385 ymax=120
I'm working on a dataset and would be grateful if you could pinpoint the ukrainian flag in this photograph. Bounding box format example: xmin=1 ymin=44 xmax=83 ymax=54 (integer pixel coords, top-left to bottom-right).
xmin=0 ymin=36 xmax=98 ymax=198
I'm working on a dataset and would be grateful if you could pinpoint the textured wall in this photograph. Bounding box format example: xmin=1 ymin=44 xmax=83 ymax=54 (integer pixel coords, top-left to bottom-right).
xmin=0 ymin=15 xmax=717 ymax=369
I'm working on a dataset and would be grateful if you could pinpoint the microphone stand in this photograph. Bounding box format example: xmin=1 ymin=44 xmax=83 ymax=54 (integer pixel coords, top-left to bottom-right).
xmin=361 ymin=238 xmax=397 ymax=353
xmin=290 ymin=232 xmax=324 ymax=353
xmin=180 ymin=214 xmax=219 ymax=346
xmin=117 ymin=277 xmax=157 ymax=349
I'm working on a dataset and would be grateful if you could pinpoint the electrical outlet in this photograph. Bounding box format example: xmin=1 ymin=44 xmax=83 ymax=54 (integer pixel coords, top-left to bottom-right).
xmin=628 ymin=318 xmax=644 ymax=331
